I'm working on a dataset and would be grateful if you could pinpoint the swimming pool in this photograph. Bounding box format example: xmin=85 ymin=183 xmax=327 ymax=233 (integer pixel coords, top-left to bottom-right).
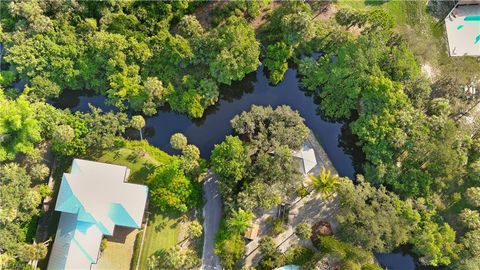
xmin=464 ymin=15 xmax=480 ymax=21
xmin=456 ymin=15 xmax=480 ymax=45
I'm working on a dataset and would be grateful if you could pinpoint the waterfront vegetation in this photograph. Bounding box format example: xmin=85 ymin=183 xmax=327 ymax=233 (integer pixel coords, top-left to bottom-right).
xmin=1 ymin=0 xmax=480 ymax=269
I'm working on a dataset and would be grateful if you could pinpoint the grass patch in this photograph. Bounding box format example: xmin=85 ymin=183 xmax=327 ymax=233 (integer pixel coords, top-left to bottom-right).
xmin=336 ymin=0 xmax=367 ymax=10
xmin=133 ymin=209 xmax=182 ymax=270
xmin=96 ymin=140 xmax=173 ymax=184
xmin=96 ymin=140 xmax=182 ymax=270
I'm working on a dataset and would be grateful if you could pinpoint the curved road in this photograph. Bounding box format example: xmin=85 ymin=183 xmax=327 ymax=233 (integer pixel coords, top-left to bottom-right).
xmin=202 ymin=171 xmax=223 ymax=270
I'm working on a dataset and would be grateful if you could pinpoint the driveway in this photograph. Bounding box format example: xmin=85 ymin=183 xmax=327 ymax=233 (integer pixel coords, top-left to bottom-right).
xmin=202 ymin=171 xmax=223 ymax=270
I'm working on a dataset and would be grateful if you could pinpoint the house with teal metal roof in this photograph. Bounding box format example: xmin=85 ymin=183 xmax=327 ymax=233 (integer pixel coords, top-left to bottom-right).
xmin=47 ymin=159 xmax=148 ymax=270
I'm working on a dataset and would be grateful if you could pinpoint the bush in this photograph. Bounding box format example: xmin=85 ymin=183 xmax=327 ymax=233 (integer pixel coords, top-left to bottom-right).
xmin=460 ymin=209 xmax=480 ymax=230
xmin=295 ymin=223 xmax=312 ymax=240
xmin=170 ymin=133 xmax=188 ymax=150
xmin=272 ymin=218 xmax=285 ymax=235
xmin=281 ymin=245 xmax=315 ymax=266
xmin=100 ymin=238 xmax=107 ymax=252
xmin=465 ymin=187 xmax=480 ymax=207
xmin=214 ymin=227 xmax=245 ymax=270
xmin=147 ymin=159 xmax=202 ymax=212
xmin=314 ymin=236 xmax=373 ymax=266
xmin=264 ymin=42 xmax=292 ymax=85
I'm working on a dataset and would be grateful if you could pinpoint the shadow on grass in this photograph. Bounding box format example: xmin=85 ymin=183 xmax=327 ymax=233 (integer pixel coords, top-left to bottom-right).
xmin=150 ymin=208 xmax=183 ymax=233
xmin=129 ymin=162 xmax=158 ymax=184
xmin=364 ymin=0 xmax=387 ymax=6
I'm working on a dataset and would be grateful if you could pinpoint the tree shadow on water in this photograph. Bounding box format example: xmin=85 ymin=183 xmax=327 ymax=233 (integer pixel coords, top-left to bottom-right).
xmin=219 ymin=71 xmax=257 ymax=102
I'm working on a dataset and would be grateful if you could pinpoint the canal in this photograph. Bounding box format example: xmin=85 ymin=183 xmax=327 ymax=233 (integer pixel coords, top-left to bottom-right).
xmin=50 ymin=64 xmax=417 ymax=270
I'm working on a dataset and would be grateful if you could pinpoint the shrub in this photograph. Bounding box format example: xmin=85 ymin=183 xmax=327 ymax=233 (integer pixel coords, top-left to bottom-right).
xmin=465 ymin=187 xmax=480 ymax=207
xmin=295 ymin=223 xmax=312 ymax=240
xmin=100 ymin=238 xmax=107 ymax=252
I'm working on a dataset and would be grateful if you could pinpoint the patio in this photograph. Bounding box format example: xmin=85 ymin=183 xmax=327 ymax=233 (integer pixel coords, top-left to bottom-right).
xmin=92 ymin=227 xmax=139 ymax=270
xmin=445 ymin=3 xmax=480 ymax=56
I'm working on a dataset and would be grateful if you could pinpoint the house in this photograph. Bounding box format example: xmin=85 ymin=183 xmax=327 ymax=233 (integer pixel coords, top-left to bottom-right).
xmin=445 ymin=0 xmax=480 ymax=56
xmin=47 ymin=159 xmax=148 ymax=270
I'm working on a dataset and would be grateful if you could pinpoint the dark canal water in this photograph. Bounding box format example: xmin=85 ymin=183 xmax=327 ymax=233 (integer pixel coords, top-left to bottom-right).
xmin=50 ymin=64 xmax=416 ymax=270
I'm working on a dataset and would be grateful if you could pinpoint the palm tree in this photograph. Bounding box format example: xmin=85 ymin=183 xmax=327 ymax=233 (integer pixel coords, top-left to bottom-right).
xmin=307 ymin=167 xmax=340 ymax=199
xmin=227 ymin=209 xmax=254 ymax=234
xmin=19 ymin=240 xmax=49 ymax=270
xmin=131 ymin=115 xmax=145 ymax=140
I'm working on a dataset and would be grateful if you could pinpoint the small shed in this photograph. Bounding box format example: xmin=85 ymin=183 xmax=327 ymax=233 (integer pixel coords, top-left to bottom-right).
xmin=293 ymin=144 xmax=317 ymax=174
xmin=244 ymin=223 xmax=260 ymax=240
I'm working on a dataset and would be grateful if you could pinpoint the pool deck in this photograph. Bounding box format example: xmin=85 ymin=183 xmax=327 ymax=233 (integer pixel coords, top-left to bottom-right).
xmin=445 ymin=4 xmax=480 ymax=56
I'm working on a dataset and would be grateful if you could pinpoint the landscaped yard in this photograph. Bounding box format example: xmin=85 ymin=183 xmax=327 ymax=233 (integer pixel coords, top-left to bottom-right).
xmin=96 ymin=140 xmax=172 ymax=184
xmin=132 ymin=209 xmax=182 ymax=270
xmin=96 ymin=140 xmax=182 ymax=270
xmin=93 ymin=227 xmax=139 ymax=270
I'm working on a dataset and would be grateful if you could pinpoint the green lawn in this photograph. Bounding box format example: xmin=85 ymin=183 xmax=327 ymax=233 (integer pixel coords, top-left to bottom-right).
xmin=96 ymin=140 xmax=181 ymax=270
xmin=96 ymin=140 xmax=172 ymax=184
xmin=133 ymin=209 xmax=182 ymax=270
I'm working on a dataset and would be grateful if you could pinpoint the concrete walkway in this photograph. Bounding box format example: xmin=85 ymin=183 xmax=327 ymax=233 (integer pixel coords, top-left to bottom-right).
xmin=201 ymin=171 xmax=223 ymax=270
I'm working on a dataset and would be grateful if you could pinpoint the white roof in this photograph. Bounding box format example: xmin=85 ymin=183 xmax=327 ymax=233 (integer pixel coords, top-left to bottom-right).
xmin=48 ymin=159 xmax=148 ymax=270
xmin=294 ymin=144 xmax=317 ymax=174
xmin=65 ymin=159 xmax=147 ymax=232
xmin=47 ymin=213 xmax=101 ymax=270
xmin=445 ymin=5 xmax=480 ymax=56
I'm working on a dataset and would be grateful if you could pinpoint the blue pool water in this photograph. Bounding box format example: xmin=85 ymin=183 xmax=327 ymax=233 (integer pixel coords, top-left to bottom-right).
xmin=464 ymin=15 xmax=480 ymax=21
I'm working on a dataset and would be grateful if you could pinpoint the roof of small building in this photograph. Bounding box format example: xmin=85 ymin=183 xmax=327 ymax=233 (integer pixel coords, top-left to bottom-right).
xmin=294 ymin=144 xmax=317 ymax=174
xmin=47 ymin=159 xmax=148 ymax=270
xmin=244 ymin=223 xmax=260 ymax=240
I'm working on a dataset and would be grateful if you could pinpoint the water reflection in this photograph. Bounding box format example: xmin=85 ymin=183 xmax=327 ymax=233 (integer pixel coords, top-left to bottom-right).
xmin=51 ymin=65 xmax=357 ymax=179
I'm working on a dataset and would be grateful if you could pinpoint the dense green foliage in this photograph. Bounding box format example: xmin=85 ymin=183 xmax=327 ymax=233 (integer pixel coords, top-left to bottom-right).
xmin=264 ymin=42 xmax=292 ymax=85
xmin=0 ymin=163 xmax=43 ymax=257
xmin=214 ymin=224 xmax=245 ymax=270
xmin=212 ymin=105 xmax=308 ymax=211
xmin=212 ymin=105 xmax=308 ymax=267
xmin=2 ymin=1 xmax=480 ymax=269
xmin=1 ymin=1 xmax=260 ymax=118
xmin=0 ymin=92 xmax=41 ymax=160
xmin=336 ymin=177 xmax=421 ymax=252
xmin=147 ymin=157 xmax=201 ymax=212
xmin=295 ymin=4 xmax=478 ymax=267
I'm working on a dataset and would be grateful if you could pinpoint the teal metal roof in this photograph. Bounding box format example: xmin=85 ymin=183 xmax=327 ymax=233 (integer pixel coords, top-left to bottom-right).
xmin=47 ymin=159 xmax=148 ymax=270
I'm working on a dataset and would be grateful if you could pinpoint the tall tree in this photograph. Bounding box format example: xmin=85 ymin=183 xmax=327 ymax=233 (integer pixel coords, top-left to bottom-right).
xmin=336 ymin=177 xmax=420 ymax=252
xmin=0 ymin=92 xmax=41 ymax=161
xmin=208 ymin=16 xmax=260 ymax=85
xmin=131 ymin=115 xmax=145 ymax=140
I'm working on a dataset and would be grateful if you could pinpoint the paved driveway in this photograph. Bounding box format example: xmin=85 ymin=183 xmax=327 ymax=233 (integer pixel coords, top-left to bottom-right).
xmin=202 ymin=171 xmax=223 ymax=270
